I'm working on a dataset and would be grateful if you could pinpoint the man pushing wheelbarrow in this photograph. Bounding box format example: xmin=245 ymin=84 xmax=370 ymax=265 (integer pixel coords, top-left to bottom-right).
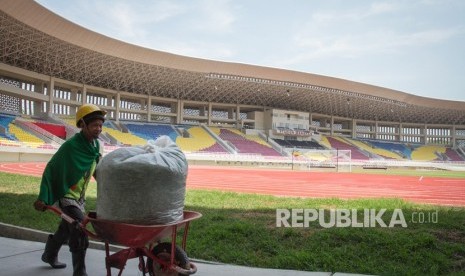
xmin=34 ymin=104 xmax=200 ymax=275
xmin=34 ymin=103 xmax=106 ymax=276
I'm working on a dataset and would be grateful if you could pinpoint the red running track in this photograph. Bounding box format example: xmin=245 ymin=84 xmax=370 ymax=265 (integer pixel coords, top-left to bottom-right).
xmin=1 ymin=162 xmax=464 ymax=206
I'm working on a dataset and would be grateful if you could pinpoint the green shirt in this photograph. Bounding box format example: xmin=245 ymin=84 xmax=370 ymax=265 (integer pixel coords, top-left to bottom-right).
xmin=38 ymin=132 xmax=101 ymax=205
xmin=63 ymin=160 xmax=96 ymax=201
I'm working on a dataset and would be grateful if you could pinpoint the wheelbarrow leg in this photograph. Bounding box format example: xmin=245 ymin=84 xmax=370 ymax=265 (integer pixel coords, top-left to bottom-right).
xmin=170 ymin=225 xmax=178 ymax=266
xmin=105 ymin=242 xmax=112 ymax=276
xmin=138 ymin=255 xmax=147 ymax=276
xmin=116 ymin=250 xmax=131 ymax=276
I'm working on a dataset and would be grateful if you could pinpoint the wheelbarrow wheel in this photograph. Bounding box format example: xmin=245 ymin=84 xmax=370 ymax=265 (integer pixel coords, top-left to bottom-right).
xmin=147 ymin=242 xmax=190 ymax=276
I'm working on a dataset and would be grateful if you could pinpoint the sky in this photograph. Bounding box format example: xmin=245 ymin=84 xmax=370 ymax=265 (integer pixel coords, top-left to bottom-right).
xmin=35 ymin=0 xmax=465 ymax=102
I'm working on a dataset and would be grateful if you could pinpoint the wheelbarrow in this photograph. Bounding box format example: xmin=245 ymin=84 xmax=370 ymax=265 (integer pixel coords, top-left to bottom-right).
xmin=46 ymin=206 xmax=202 ymax=276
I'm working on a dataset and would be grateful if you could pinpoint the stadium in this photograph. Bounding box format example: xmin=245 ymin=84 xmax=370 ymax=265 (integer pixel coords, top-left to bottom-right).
xmin=1 ymin=0 xmax=465 ymax=171
xmin=0 ymin=1 xmax=465 ymax=275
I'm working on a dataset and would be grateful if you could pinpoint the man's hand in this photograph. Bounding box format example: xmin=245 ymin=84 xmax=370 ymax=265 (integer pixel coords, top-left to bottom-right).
xmin=33 ymin=200 xmax=47 ymax=212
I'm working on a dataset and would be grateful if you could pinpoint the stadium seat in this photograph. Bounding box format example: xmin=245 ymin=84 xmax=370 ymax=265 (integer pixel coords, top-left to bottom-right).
xmin=176 ymin=126 xmax=227 ymax=153
xmin=8 ymin=124 xmax=46 ymax=147
xmin=411 ymin=145 xmax=446 ymax=161
xmin=325 ymin=136 xmax=369 ymax=160
xmin=444 ymin=148 xmax=464 ymax=161
xmin=273 ymin=138 xmax=325 ymax=149
xmin=125 ymin=123 xmax=178 ymax=141
xmin=367 ymin=140 xmax=413 ymax=159
xmin=214 ymin=127 xmax=282 ymax=156
xmin=347 ymin=138 xmax=403 ymax=160
xmin=103 ymin=126 xmax=146 ymax=146
xmin=33 ymin=122 xmax=67 ymax=139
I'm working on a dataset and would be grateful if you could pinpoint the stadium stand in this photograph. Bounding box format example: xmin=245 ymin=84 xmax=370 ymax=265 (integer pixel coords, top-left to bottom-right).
xmin=0 ymin=114 xmax=59 ymax=149
xmin=33 ymin=122 xmax=66 ymax=139
xmin=103 ymin=126 xmax=146 ymax=146
xmin=125 ymin=123 xmax=178 ymax=142
xmin=411 ymin=145 xmax=446 ymax=161
xmin=8 ymin=124 xmax=45 ymax=146
xmin=176 ymin=126 xmax=228 ymax=153
xmin=61 ymin=117 xmax=78 ymax=128
xmin=365 ymin=140 xmax=413 ymax=159
xmin=0 ymin=114 xmax=16 ymax=140
xmin=347 ymin=138 xmax=403 ymax=160
xmin=3 ymin=112 xmax=463 ymax=163
xmin=325 ymin=136 xmax=369 ymax=160
xmin=273 ymin=139 xmax=325 ymax=149
xmin=0 ymin=114 xmax=15 ymax=128
xmin=215 ymin=127 xmax=282 ymax=156
xmin=444 ymin=148 xmax=464 ymax=161
xmin=318 ymin=136 xmax=333 ymax=149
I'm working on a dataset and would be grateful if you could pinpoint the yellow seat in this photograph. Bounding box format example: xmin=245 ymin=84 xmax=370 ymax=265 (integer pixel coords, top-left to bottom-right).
xmin=103 ymin=126 xmax=146 ymax=146
xmin=176 ymin=127 xmax=217 ymax=152
xmin=411 ymin=145 xmax=446 ymax=161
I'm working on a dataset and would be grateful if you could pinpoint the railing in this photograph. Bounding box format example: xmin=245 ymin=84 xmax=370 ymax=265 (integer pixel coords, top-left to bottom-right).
xmin=258 ymin=132 xmax=286 ymax=155
xmin=201 ymin=124 xmax=237 ymax=154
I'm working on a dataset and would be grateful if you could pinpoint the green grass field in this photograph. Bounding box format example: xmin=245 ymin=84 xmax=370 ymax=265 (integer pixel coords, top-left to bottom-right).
xmin=0 ymin=171 xmax=464 ymax=275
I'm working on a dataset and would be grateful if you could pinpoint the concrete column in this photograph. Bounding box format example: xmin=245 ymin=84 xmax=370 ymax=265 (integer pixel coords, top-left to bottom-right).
xmin=48 ymin=77 xmax=55 ymax=114
xmin=170 ymin=102 xmax=177 ymax=124
xmin=31 ymin=82 xmax=42 ymax=115
xmin=82 ymin=85 xmax=87 ymax=104
xmin=399 ymin=123 xmax=403 ymax=142
xmin=208 ymin=102 xmax=212 ymax=125
xmin=176 ymin=99 xmax=183 ymax=124
xmin=106 ymin=95 xmax=112 ymax=108
xmin=70 ymin=88 xmax=78 ymax=102
xmin=352 ymin=119 xmax=357 ymax=139
xmin=423 ymin=124 xmax=427 ymax=144
xmin=236 ymin=105 xmax=241 ymax=128
xmin=147 ymin=96 xmax=152 ymax=122
xmin=330 ymin=116 xmax=334 ymax=136
xmin=139 ymin=98 xmax=147 ymax=121
xmin=228 ymin=108 xmax=234 ymax=119
xmin=115 ymin=92 xmax=121 ymax=123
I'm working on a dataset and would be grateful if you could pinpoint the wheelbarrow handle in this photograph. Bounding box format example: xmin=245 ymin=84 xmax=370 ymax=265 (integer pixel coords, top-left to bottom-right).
xmin=46 ymin=206 xmax=75 ymax=224
xmin=45 ymin=206 xmax=99 ymax=240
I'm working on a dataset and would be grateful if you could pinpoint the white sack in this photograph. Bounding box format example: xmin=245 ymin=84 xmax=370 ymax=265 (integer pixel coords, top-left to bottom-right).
xmin=96 ymin=136 xmax=187 ymax=225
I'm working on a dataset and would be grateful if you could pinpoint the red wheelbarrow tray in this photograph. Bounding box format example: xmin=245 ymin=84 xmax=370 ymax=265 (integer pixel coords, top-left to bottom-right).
xmin=86 ymin=211 xmax=202 ymax=248
xmin=47 ymin=206 xmax=202 ymax=248
xmin=47 ymin=206 xmax=202 ymax=275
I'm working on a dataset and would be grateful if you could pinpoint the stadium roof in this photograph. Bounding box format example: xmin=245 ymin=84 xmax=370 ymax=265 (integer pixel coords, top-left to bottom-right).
xmin=1 ymin=0 xmax=464 ymax=125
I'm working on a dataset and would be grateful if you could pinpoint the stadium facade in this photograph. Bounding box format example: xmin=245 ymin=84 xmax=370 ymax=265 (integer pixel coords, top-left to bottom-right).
xmin=1 ymin=0 xmax=465 ymax=153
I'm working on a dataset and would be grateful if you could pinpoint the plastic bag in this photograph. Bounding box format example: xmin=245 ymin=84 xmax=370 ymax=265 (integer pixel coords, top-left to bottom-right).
xmin=96 ymin=136 xmax=187 ymax=225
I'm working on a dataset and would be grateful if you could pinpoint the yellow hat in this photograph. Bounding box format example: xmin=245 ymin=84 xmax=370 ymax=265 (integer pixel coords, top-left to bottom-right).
xmin=76 ymin=104 xmax=106 ymax=127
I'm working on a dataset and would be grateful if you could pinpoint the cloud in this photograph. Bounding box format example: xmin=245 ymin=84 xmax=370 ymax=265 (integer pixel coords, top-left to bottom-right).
xmin=311 ymin=1 xmax=399 ymax=24
xmin=91 ymin=1 xmax=186 ymax=39
xmin=282 ymin=26 xmax=462 ymax=69
xmin=368 ymin=2 xmax=398 ymax=15
xmin=95 ymin=0 xmax=237 ymax=56
xmin=399 ymin=28 xmax=463 ymax=45
xmin=282 ymin=0 xmax=464 ymax=66
xmin=189 ymin=0 xmax=237 ymax=33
